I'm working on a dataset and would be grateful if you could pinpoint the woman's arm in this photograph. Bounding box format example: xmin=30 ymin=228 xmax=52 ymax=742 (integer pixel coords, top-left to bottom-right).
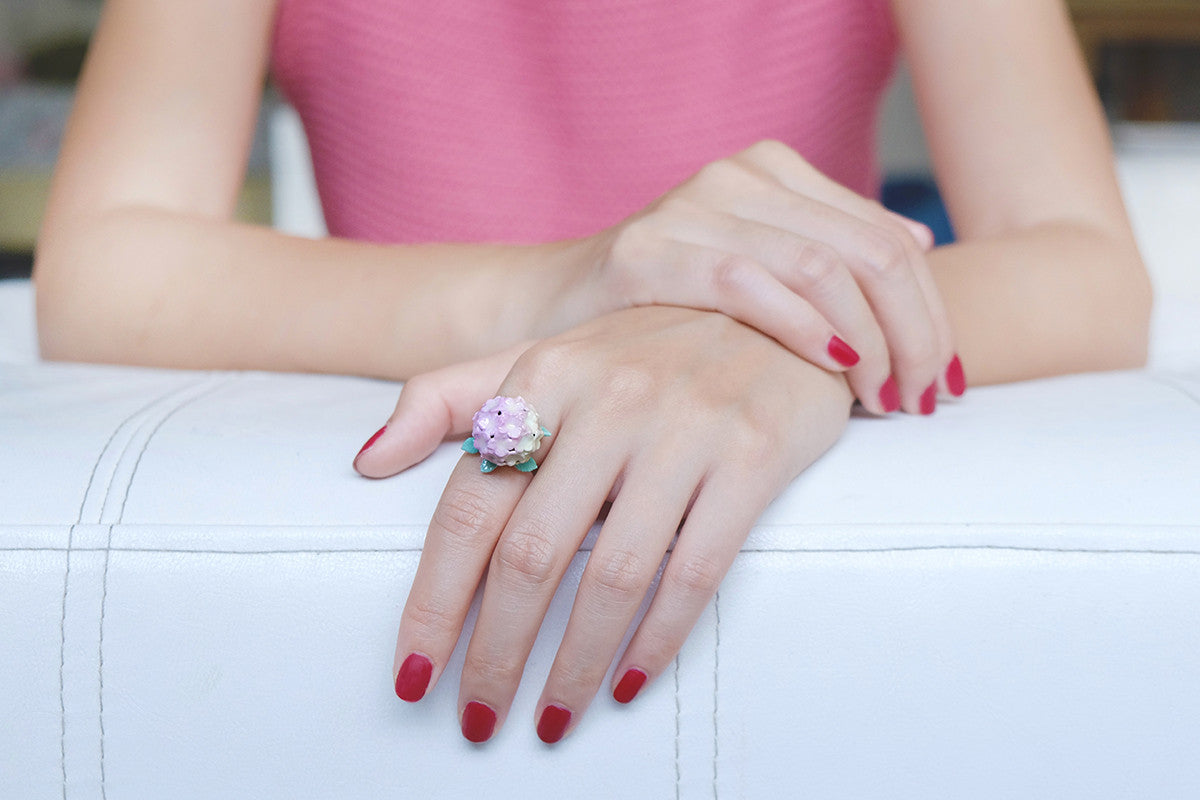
xmin=35 ymin=0 xmax=585 ymax=378
xmin=893 ymin=0 xmax=1153 ymax=385
xmin=38 ymin=0 xmax=956 ymax=404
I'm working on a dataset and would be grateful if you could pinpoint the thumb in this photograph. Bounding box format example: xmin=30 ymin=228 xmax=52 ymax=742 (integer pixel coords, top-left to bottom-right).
xmin=353 ymin=342 xmax=532 ymax=478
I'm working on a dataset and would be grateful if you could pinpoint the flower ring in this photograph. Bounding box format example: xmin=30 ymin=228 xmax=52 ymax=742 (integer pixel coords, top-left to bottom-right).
xmin=461 ymin=395 xmax=552 ymax=473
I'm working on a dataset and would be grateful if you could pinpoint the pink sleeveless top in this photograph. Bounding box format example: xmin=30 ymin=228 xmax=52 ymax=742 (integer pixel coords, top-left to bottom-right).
xmin=270 ymin=0 xmax=898 ymax=244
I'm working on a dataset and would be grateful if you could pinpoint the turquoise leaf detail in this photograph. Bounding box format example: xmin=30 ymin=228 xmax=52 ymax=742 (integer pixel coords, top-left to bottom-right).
xmin=515 ymin=459 xmax=538 ymax=473
xmin=461 ymin=438 xmax=479 ymax=454
xmin=479 ymin=460 xmax=497 ymax=473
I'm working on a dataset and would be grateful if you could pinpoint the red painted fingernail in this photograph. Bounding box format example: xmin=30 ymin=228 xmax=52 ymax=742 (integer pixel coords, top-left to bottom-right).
xmin=536 ymin=704 xmax=572 ymax=744
xmin=878 ymin=376 xmax=900 ymax=413
xmin=462 ymin=701 xmax=497 ymax=743
xmin=827 ymin=336 xmax=860 ymax=367
xmin=920 ymin=383 xmax=937 ymax=415
xmin=613 ymin=668 xmax=648 ymax=704
xmin=355 ymin=425 xmax=387 ymax=461
xmin=946 ymin=354 xmax=967 ymax=397
xmin=394 ymin=653 xmax=433 ymax=702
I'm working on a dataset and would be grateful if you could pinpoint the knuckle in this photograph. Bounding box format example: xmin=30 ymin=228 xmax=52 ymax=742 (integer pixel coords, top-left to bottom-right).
xmin=725 ymin=418 xmax=776 ymax=468
xmin=464 ymin=647 xmax=523 ymax=686
xmin=551 ymin=658 xmax=607 ymax=692
xmin=609 ymin=216 xmax=658 ymax=264
xmin=652 ymin=193 xmax=700 ymax=221
xmin=639 ymin=635 xmax=685 ymax=672
xmin=599 ymin=364 xmax=657 ymax=412
xmin=588 ymin=547 xmax=651 ymax=602
xmin=493 ymin=523 xmax=561 ymax=586
xmin=745 ymin=138 xmax=791 ymax=161
xmin=793 ymin=240 xmax=843 ymax=287
xmin=710 ymin=255 xmax=759 ymax=298
xmin=743 ymin=424 xmax=777 ymax=465
xmin=509 ymin=340 xmax=573 ymax=390
xmin=430 ymin=487 xmax=496 ymax=546
xmin=404 ymin=597 xmax=459 ymax=641
xmin=669 ymin=552 xmax=725 ymax=597
xmin=860 ymin=232 xmax=910 ymax=281
xmin=693 ymin=158 xmax=741 ymax=188
xmin=399 ymin=372 xmax=431 ymax=400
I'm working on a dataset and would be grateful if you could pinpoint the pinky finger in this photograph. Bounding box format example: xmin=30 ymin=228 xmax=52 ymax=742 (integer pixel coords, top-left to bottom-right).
xmin=609 ymin=472 xmax=765 ymax=705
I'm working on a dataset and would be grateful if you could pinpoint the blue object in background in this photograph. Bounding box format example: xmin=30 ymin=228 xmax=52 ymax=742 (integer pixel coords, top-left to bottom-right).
xmin=882 ymin=176 xmax=955 ymax=246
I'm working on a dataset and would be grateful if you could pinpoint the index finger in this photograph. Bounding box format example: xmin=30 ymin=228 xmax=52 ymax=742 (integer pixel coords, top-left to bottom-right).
xmin=391 ymin=456 xmax=531 ymax=702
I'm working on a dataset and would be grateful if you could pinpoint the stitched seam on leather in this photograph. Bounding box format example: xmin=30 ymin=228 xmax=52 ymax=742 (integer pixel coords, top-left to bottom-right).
xmin=96 ymin=409 xmax=175 ymax=525
xmin=82 ymin=384 xmax=199 ymax=526
xmin=12 ymin=545 xmax=1200 ymax=555
xmin=58 ymin=525 xmax=72 ymax=800
xmin=61 ymin=382 xmax=190 ymax=799
xmin=112 ymin=375 xmax=235 ymax=524
xmin=98 ymin=523 xmax=113 ymax=800
xmin=59 ymin=381 xmax=160 ymax=799
xmin=76 ymin=395 xmax=156 ymax=522
xmin=60 ymin=385 xmax=171 ymax=793
xmin=1147 ymin=372 xmax=1200 ymax=408
xmin=94 ymin=375 xmax=233 ymax=794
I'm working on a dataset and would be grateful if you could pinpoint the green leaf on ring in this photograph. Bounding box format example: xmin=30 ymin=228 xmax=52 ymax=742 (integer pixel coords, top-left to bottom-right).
xmin=461 ymin=438 xmax=479 ymax=454
xmin=540 ymin=427 xmax=552 ymax=438
xmin=515 ymin=459 xmax=538 ymax=473
xmin=479 ymin=459 xmax=497 ymax=473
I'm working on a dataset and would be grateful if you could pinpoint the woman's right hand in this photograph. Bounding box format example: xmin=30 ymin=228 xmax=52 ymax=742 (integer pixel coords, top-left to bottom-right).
xmin=565 ymin=139 xmax=964 ymax=415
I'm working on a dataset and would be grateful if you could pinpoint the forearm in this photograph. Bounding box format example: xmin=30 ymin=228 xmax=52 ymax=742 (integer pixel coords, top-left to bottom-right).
xmin=35 ymin=208 xmax=592 ymax=379
xmin=931 ymin=220 xmax=1152 ymax=386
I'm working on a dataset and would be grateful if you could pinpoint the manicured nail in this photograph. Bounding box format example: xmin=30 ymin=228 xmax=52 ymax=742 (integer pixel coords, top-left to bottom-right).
xmin=355 ymin=425 xmax=387 ymax=461
xmin=827 ymin=336 xmax=860 ymax=368
xmin=394 ymin=653 xmax=433 ymax=702
xmin=878 ymin=375 xmax=900 ymax=413
xmin=461 ymin=701 xmax=497 ymax=743
xmin=613 ymin=668 xmax=648 ymax=704
xmin=536 ymin=704 xmax=572 ymax=744
xmin=946 ymin=354 xmax=967 ymax=397
xmin=920 ymin=383 xmax=937 ymax=415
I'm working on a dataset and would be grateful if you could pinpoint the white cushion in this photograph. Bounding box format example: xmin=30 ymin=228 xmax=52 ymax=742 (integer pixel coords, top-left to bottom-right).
xmin=5 ymin=123 xmax=1200 ymax=799
xmin=4 ymin=277 xmax=1200 ymax=796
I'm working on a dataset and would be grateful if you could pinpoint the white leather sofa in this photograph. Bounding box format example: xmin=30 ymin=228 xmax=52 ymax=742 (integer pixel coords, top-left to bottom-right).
xmin=3 ymin=125 xmax=1199 ymax=799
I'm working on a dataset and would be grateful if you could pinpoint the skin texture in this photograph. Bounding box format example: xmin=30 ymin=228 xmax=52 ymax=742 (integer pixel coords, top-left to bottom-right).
xmin=36 ymin=0 xmax=1152 ymax=742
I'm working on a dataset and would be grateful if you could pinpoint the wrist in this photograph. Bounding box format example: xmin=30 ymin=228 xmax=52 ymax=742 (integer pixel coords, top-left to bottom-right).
xmin=525 ymin=234 xmax=619 ymax=339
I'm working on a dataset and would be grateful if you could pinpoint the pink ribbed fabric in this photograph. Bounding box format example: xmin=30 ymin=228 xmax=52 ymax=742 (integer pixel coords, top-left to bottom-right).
xmin=270 ymin=0 xmax=898 ymax=244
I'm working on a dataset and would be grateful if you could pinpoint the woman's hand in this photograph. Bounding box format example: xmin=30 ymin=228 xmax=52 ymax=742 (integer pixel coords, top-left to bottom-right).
xmin=355 ymin=306 xmax=855 ymax=743
xmin=564 ymin=139 xmax=963 ymax=415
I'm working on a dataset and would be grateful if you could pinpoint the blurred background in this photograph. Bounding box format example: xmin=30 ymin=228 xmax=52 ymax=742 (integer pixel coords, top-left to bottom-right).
xmin=2 ymin=0 xmax=1200 ymax=280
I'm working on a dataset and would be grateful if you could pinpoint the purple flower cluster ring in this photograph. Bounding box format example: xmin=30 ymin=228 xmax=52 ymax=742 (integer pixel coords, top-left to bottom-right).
xmin=461 ymin=395 xmax=552 ymax=473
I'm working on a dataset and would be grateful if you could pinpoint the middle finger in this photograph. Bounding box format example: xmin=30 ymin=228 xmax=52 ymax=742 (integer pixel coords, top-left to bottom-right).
xmin=533 ymin=445 xmax=703 ymax=743
xmin=457 ymin=421 xmax=623 ymax=743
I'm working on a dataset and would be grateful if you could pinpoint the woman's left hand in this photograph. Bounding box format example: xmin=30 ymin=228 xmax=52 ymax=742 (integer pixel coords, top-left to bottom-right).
xmin=354 ymin=306 xmax=854 ymax=743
